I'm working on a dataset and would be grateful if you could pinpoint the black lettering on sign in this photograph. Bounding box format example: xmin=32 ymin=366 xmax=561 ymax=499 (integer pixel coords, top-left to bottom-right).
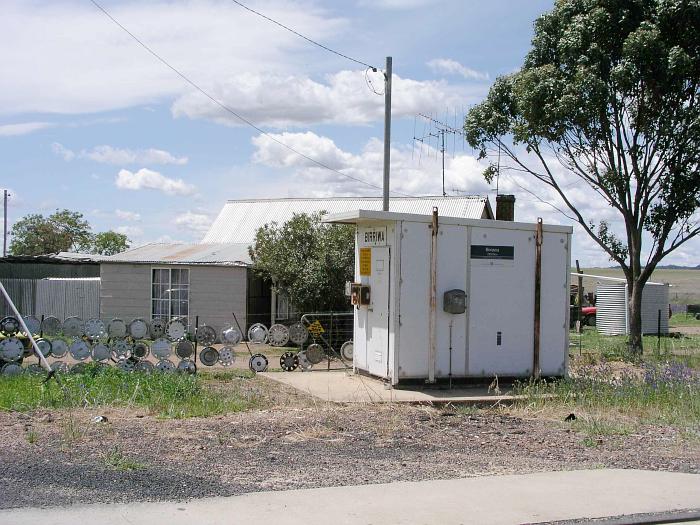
xmin=364 ymin=230 xmax=385 ymax=243
xmin=470 ymin=245 xmax=514 ymax=260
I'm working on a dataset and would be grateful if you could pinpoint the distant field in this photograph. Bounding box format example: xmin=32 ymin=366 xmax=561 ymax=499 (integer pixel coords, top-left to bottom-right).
xmin=580 ymin=268 xmax=700 ymax=306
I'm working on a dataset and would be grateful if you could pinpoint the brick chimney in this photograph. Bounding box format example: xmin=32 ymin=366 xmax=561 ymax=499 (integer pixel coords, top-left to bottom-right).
xmin=496 ymin=194 xmax=516 ymax=221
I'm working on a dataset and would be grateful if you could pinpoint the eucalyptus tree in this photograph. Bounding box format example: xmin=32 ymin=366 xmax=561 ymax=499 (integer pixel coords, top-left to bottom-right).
xmin=465 ymin=0 xmax=699 ymax=353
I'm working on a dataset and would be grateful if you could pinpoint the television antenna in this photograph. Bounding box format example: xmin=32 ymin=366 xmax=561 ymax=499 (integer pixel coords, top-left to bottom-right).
xmin=413 ymin=112 xmax=465 ymax=196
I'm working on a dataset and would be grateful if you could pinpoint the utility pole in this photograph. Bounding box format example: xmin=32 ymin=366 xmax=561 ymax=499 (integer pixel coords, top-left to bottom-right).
xmin=382 ymin=56 xmax=392 ymax=212
xmin=3 ymin=190 xmax=8 ymax=257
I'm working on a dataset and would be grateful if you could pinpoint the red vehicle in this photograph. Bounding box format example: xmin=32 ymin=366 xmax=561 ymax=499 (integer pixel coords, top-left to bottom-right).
xmin=581 ymin=306 xmax=597 ymax=326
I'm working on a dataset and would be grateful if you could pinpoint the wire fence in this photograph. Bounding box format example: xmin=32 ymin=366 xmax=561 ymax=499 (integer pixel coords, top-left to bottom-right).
xmin=0 ymin=309 xmax=355 ymax=376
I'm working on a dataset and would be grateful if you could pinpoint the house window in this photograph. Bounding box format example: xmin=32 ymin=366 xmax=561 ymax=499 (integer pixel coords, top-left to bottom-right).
xmin=151 ymin=268 xmax=189 ymax=324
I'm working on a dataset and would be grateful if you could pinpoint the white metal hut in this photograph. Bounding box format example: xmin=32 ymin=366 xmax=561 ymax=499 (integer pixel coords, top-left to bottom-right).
xmin=594 ymin=276 xmax=670 ymax=336
xmin=324 ymin=209 xmax=573 ymax=385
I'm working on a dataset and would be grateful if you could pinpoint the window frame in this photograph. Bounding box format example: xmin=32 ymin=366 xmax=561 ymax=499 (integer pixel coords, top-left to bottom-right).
xmin=151 ymin=266 xmax=190 ymax=325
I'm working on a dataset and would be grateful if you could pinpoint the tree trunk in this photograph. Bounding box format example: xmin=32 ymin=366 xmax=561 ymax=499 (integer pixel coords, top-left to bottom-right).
xmin=628 ymin=282 xmax=644 ymax=355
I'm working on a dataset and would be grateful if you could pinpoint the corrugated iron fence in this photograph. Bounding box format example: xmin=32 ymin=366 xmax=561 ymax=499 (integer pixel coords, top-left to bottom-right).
xmin=0 ymin=278 xmax=100 ymax=319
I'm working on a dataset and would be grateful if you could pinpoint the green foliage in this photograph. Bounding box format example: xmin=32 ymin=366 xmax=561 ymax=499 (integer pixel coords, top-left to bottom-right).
xmin=10 ymin=209 xmax=92 ymax=255
xmin=466 ymin=0 xmax=700 ymax=352
xmin=249 ymin=212 xmax=354 ymax=312
xmin=0 ymin=364 xmax=263 ymax=418
xmin=91 ymin=231 xmax=130 ymax=255
xmin=9 ymin=209 xmax=130 ymax=256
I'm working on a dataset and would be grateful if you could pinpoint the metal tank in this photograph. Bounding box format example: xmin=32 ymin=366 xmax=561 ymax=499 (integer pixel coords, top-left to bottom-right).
xmin=595 ymin=280 xmax=669 ymax=336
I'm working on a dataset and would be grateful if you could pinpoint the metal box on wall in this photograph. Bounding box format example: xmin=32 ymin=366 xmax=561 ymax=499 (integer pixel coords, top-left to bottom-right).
xmin=324 ymin=210 xmax=573 ymax=385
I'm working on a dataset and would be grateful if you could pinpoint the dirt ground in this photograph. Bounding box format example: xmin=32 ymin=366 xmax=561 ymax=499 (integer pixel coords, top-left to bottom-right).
xmin=676 ymin=325 xmax=700 ymax=336
xmin=1 ymin=375 xmax=698 ymax=510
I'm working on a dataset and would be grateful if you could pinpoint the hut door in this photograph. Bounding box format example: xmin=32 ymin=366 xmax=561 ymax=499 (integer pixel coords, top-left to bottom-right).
xmin=367 ymin=246 xmax=390 ymax=378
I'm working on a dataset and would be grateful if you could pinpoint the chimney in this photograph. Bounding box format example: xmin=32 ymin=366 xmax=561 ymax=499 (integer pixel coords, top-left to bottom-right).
xmin=496 ymin=194 xmax=516 ymax=221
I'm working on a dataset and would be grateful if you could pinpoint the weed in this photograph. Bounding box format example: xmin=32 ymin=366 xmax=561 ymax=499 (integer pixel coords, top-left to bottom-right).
xmin=60 ymin=414 xmax=84 ymax=444
xmin=216 ymin=431 xmax=231 ymax=445
xmin=575 ymin=416 xmax=634 ymax=437
xmin=448 ymin=404 xmax=481 ymax=417
xmin=581 ymin=436 xmax=600 ymax=448
xmin=104 ymin=446 xmax=147 ymax=471
xmin=25 ymin=429 xmax=38 ymax=444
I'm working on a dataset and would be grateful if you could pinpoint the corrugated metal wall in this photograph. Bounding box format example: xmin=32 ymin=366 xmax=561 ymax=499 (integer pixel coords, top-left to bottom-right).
xmin=1 ymin=277 xmax=100 ymax=319
xmin=0 ymin=278 xmax=36 ymax=316
xmin=36 ymin=279 xmax=100 ymax=320
xmin=596 ymin=283 xmax=628 ymax=335
xmin=596 ymin=281 xmax=669 ymax=336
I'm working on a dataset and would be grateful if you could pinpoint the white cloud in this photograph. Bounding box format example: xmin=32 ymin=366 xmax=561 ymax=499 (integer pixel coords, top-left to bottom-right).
xmin=0 ymin=122 xmax=54 ymax=136
xmin=115 ymin=225 xmax=143 ymax=238
xmin=115 ymin=209 xmax=141 ymax=222
xmin=172 ymin=70 xmax=481 ymax=128
xmin=81 ymin=145 xmax=188 ymax=165
xmin=51 ymin=142 xmax=75 ymax=161
xmin=115 ymin=168 xmax=196 ymax=196
xmin=427 ymin=58 xmax=489 ymax=81
xmin=251 ymin=131 xmax=487 ymax=197
xmin=52 ymin=143 xmax=187 ymax=165
xmin=174 ymin=212 xmax=212 ymax=234
xmin=357 ymin=0 xmax=439 ymax=8
xmin=0 ymin=1 xmax=346 ymax=115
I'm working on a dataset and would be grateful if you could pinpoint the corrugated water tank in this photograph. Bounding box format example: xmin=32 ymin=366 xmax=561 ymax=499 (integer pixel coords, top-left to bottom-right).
xmin=596 ymin=281 xmax=669 ymax=335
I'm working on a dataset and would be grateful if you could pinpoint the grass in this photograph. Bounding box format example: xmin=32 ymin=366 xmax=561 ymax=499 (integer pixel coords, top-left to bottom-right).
xmin=513 ymin=360 xmax=700 ymax=432
xmin=670 ymin=313 xmax=700 ymax=327
xmin=569 ymin=327 xmax=700 ymax=367
xmin=0 ymin=364 xmax=267 ymax=418
xmin=104 ymin=446 xmax=147 ymax=471
xmin=574 ymin=415 xmax=634 ymax=438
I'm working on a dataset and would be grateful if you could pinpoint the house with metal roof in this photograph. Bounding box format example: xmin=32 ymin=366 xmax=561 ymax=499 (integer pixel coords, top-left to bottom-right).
xmin=99 ymin=242 xmax=254 ymax=334
xmin=203 ymin=196 xmax=493 ymax=243
xmin=97 ymin=196 xmax=496 ymax=333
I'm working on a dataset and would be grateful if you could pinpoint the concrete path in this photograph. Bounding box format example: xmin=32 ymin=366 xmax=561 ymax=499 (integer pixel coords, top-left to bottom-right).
xmin=260 ymin=369 xmax=520 ymax=404
xmin=2 ymin=469 xmax=698 ymax=525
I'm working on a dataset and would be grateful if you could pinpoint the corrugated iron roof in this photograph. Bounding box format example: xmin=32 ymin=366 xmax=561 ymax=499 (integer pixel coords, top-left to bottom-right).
xmin=0 ymin=253 xmax=103 ymax=264
xmin=55 ymin=252 xmax=111 ymax=262
xmin=203 ymin=196 xmax=492 ymax=243
xmin=102 ymin=243 xmax=251 ymax=266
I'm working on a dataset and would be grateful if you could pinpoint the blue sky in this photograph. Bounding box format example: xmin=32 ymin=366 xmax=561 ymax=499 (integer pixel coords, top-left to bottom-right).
xmin=1 ymin=0 xmax=697 ymax=266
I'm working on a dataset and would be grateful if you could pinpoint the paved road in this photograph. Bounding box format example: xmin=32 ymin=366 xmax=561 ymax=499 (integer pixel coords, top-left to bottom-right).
xmin=1 ymin=469 xmax=698 ymax=525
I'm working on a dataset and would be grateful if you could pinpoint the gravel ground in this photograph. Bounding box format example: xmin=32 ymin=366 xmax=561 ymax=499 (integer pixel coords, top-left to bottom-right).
xmin=1 ymin=378 xmax=698 ymax=510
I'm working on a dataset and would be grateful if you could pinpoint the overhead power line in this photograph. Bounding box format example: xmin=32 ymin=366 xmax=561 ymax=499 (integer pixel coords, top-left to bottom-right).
xmin=229 ymin=0 xmax=378 ymax=71
xmin=89 ymin=0 xmax=410 ymax=196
